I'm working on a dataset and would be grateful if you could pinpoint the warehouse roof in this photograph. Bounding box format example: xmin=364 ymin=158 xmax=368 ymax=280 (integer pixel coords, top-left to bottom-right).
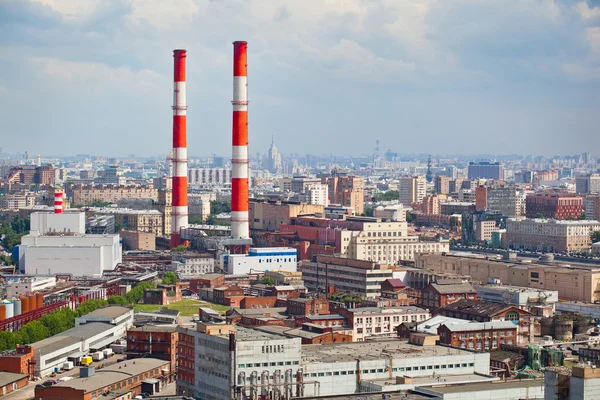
xmin=429 ymin=283 xmax=476 ymax=294
xmin=34 ymin=323 xmax=115 ymax=356
xmin=51 ymin=358 xmax=168 ymax=392
xmin=0 ymin=372 xmax=28 ymax=387
xmin=440 ymin=321 xmax=517 ymax=332
xmin=84 ymin=306 xmax=132 ymax=319
xmin=128 ymin=325 xmax=177 ymax=333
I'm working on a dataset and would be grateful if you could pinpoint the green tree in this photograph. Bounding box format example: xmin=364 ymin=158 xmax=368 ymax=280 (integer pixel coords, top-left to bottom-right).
xmin=364 ymin=207 xmax=374 ymax=217
xmin=125 ymin=282 xmax=156 ymax=304
xmin=535 ymin=212 xmax=546 ymax=219
xmin=406 ymin=211 xmax=414 ymax=223
xmin=592 ymin=231 xmax=600 ymax=243
xmin=210 ymin=200 xmax=231 ymax=215
xmin=261 ymin=276 xmax=276 ymax=286
xmin=0 ymin=331 xmax=18 ymax=353
xmin=580 ymin=212 xmax=587 ymax=220
xmin=382 ymin=190 xmax=399 ymax=202
xmin=17 ymin=321 xmax=50 ymax=344
xmin=108 ymin=295 xmax=129 ymax=305
xmin=189 ymin=216 xmax=203 ymax=225
xmin=171 ymin=245 xmax=188 ymax=253
xmin=162 ymin=272 xmax=178 ymax=285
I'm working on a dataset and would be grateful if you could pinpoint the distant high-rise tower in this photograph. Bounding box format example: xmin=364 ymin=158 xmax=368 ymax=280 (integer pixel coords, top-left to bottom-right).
xmin=426 ymin=155 xmax=433 ymax=183
xmin=264 ymin=136 xmax=282 ymax=174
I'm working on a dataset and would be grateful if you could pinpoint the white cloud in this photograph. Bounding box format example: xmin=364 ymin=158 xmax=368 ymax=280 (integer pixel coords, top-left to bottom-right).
xmin=575 ymin=2 xmax=600 ymax=20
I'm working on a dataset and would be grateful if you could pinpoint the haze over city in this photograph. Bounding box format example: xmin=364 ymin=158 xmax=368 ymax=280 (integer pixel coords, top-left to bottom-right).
xmin=1 ymin=0 xmax=600 ymax=157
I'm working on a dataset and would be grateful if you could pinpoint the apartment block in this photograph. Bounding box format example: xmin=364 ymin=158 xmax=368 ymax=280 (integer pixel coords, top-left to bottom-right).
xmin=340 ymin=306 xmax=431 ymax=341
xmin=435 ymin=176 xmax=451 ymax=194
xmin=399 ymin=176 xmax=426 ymax=205
xmin=322 ymin=175 xmax=364 ymax=214
xmin=487 ymin=187 xmax=520 ymax=217
xmin=468 ymin=162 xmax=504 ymax=180
xmin=525 ymin=193 xmax=583 ymax=220
xmin=249 ymin=200 xmax=325 ymax=232
xmin=71 ymin=185 xmax=158 ymax=206
xmin=302 ymin=255 xmax=394 ymax=298
xmin=475 ymin=220 xmax=498 ymax=242
xmin=188 ymin=168 xmax=232 ymax=185
xmin=504 ymin=218 xmax=600 ymax=253
xmin=584 ymin=195 xmax=600 ymax=220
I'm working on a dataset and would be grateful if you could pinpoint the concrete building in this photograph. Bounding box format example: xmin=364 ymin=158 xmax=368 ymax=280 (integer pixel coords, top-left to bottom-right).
xmin=302 ymin=255 xmax=394 ymax=298
xmin=415 ymin=252 xmax=600 ymax=302
xmin=504 ymin=218 xmax=600 ymax=253
xmin=340 ymin=306 xmax=431 ymax=341
xmin=525 ymin=193 xmax=583 ymax=220
xmin=416 ymin=378 xmax=543 ymax=399
xmin=584 ymin=195 xmax=600 ymax=220
xmin=70 ymin=185 xmax=158 ymax=206
xmin=435 ymin=176 xmax=451 ymax=194
xmin=475 ymin=285 xmax=559 ymax=308
xmin=486 ymin=187 xmax=520 ymax=217
xmin=576 ymin=174 xmax=600 ymax=194
xmin=34 ymin=358 xmax=170 ymax=400
xmin=177 ymin=323 xmax=492 ymax=399
xmin=30 ymin=211 xmax=85 ymax=235
xmin=222 ymin=247 xmax=297 ymax=275
xmin=170 ymin=253 xmax=215 ymax=277
xmin=88 ymin=207 xmax=164 ymax=235
xmin=188 ymin=193 xmax=212 ymax=221
xmin=475 ymin=220 xmax=498 ymax=242
xmin=399 ymin=176 xmax=426 ymax=205
xmin=322 ymin=175 xmax=364 ymax=214
xmin=0 ymin=192 xmax=36 ymax=210
xmin=545 ymin=365 xmax=600 ymax=400
xmin=120 ymin=230 xmax=155 ymax=251
xmin=249 ymin=200 xmax=325 ymax=232
xmin=86 ymin=214 xmax=115 ymax=234
xmin=188 ymin=167 xmax=232 ymax=185
xmin=467 ymin=162 xmax=504 ymax=180
xmin=6 ymin=276 xmax=56 ymax=297
xmin=305 ymin=183 xmax=328 ymax=206
xmin=373 ymin=204 xmax=406 ymax=222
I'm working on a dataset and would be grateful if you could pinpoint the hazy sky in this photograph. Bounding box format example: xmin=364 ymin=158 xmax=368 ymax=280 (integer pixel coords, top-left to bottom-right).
xmin=1 ymin=0 xmax=600 ymax=158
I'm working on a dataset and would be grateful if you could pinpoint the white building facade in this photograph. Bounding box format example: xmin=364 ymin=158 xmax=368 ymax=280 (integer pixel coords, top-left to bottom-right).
xmin=223 ymin=247 xmax=297 ymax=275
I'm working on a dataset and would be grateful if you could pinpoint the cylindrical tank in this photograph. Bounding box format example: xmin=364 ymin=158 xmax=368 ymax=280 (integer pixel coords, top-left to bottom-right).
xmin=13 ymin=297 xmax=21 ymax=316
xmin=0 ymin=305 xmax=5 ymax=322
xmin=36 ymin=293 xmax=43 ymax=309
xmin=20 ymin=295 xmax=29 ymax=314
xmin=554 ymin=320 xmax=574 ymax=341
xmin=575 ymin=318 xmax=594 ymax=334
xmin=28 ymin=295 xmax=37 ymax=311
xmin=2 ymin=300 xmax=14 ymax=319
xmin=541 ymin=317 xmax=553 ymax=336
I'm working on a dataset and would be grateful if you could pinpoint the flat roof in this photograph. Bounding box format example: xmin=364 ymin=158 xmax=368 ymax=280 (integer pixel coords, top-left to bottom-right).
xmin=422 ymin=379 xmax=542 ymax=394
xmin=84 ymin=306 xmax=132 ymax=319
xmin=34 ymin=323 xmax=115 ymax=355
xmin=128 ymin=325 xmax=177 ymax=333
xmin=301 ymin=340 xmax=471 ymax=363
xmin=0 ymin=372 xmax=28 ymax=386
xmin=349 ymin=306 xmax=427 ymax=314
xmin=231 ymin=326 xmax=289 ymax=341
xmin=51 ymin=358 xmax=168 ymax=392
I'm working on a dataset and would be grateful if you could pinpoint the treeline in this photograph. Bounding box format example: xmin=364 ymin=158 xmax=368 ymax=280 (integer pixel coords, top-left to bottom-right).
xmin=0 ymin=299 xmax=107 ymax=353
xmin=0 ymin=216 xmax=30 ymax=253
xmin=107 ymin=282 xmax=156 ymax=306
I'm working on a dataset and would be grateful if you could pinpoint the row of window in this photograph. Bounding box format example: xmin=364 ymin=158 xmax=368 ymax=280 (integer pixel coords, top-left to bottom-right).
xmin=302 ymin=363 xmax=476 ymax=378
xmin=239 ymin=361 xmax=300 ymax=368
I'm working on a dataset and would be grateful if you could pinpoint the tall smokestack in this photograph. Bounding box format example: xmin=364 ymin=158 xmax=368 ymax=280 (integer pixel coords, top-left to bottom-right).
xmin=171 ymin=49 xmax=188 ymax=248
xmin=231 ymin=41 xmax=250 ymax=243
xmin=54 ymin=190 xmax=63 ymax=214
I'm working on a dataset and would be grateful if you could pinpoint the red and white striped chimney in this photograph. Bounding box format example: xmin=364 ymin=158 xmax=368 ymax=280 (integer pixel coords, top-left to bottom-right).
xmin=171 ymin=49 xmax=188 ymax=247
xmin=54 ymin=190 xmax=63 ymax=214
xmin=231 ymin=41 xmax=250 ymax=242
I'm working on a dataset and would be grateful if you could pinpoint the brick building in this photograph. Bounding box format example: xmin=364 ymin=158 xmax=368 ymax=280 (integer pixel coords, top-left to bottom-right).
xmin=0 ymin=345 xmax=34 ymax=376
xmin=127 ymin=325 xmax=178 ymax=374
xmin=34 ymin=358 xmax=170 ymax=400
xmin=421 ymin=283 xmax=477 ymax=309
xmin=286 ymin=298 xmax=330 ymax=316
xmin=437 ymin=321 xmax=518 ymax=351
xmin=0 ymin=372 xmax=29 ymax=396
xmin=213 ymin=285 xmax=245 ymax=306
xmin=525 ymin=193 xmax=583 ymax=220
xmin=189 ymin=274 xmax=225 ymax=292
xmin=239 ymin=296 xmax=278 ymax=309
xmin=284 ymin=324 xmax=353 ymax=345
xmin=177 ymin=327 xmax=196 ymax=395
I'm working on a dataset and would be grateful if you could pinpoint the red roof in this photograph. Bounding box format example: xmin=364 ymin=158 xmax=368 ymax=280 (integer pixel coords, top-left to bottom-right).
xmin=385 ymin=279 xmax=406 ymax=288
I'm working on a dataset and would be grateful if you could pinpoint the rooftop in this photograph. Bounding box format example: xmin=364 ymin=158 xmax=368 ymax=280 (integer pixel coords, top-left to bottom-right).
xmin=441 ymin=299 xmax=522 ymax=317
xmin=429 ymin=283 xmax=477 ymax=294
xmin=34 ymin=323 xmax=115 ymax=356
xmin=349 ymin=306 xmax=428 ymax=315
xmin=441 ymin=321 xmax=517 ymax=332
xmin=0 ymin=372 xmax=28 ymax=387
xmin=83 ymin=306 xmax=132 ymax=319
xmin=301 ymin=340 xmax=470 ymax=363
xmin=385 ymin=278 xmax=406 ymax=288
xmin=128 ymin=325 xmax=177 ymax=333
xmin=231 ymin=326 xmax=291 ymax=341
xmin=416 ymin=316 xmax=471 ymax=334
xmin=420 ymin=379 xmax=542 ymax=394
xmin=51 ymin=358 xmax=168 ymax=392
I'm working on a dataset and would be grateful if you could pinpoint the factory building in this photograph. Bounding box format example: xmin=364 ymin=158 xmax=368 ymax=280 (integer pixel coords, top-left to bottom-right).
xmin=177 ymin=324 xmax=492 ymax=399
xmin=221 ymin=247 xmax=297 ymax=275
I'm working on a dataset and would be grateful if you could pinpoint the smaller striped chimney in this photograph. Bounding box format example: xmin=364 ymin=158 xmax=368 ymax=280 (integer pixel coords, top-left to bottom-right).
xmin=54 ymin=191 xmax=63 ymax=214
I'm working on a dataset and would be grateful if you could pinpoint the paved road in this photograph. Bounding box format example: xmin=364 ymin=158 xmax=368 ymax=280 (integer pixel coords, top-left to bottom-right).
xmin=3 ymin=354 xmax=127 ymax=400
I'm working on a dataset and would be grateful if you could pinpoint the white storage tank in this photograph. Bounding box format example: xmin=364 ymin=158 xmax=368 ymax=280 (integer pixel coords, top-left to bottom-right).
xmin=12 ymin=297 xmax=21 ymax=316
xmin=2 ymin=300 xmax=14 ymax=319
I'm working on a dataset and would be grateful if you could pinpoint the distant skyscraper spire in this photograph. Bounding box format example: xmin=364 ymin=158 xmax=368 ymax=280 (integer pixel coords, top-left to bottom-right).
xmin=426 ymin=155 xmax=433 ymax=183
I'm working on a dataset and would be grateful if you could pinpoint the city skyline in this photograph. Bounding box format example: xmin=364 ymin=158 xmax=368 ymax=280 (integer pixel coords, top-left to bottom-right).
xmin=1 ymin=0 xmax=600 ymax=157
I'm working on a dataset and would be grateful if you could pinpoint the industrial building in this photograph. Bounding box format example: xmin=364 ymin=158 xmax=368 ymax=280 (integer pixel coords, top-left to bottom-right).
xmin=31 ymin=306 xmax=133 ymax=377
xmin=222 ymin=247 xmax=297 ymax=275
xmin=18 ymin=211 xmax=123 ymax=277
xmin=177 ymin=324 xmax=492 ymax=400
xmin=170 ymin=253 xmax=215 ymax=277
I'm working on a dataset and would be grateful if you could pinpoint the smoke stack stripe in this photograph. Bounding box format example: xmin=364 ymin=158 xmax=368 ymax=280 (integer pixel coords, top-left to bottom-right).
xmin=171 ymin=49 xmax=188 ymax=247
xmin=54 ymin=191 xmax=63 ymax=214
xmin=231 ymin=41 xmax=249 ymax=240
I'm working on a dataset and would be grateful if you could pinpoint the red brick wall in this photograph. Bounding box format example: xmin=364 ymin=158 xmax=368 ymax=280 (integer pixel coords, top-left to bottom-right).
xmin=240 ymin=296 xmax=278 ymax=309
xmin=178 ymin=332 xmax=195 ymax=386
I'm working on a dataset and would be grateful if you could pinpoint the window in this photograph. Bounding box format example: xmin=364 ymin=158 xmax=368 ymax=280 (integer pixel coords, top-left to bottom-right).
xmin=333 ymin=371 xmax=340 ymax=376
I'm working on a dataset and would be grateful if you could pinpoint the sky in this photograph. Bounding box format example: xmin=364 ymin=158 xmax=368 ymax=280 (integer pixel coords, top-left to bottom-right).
xmin=0 ymin=0 xmax=599 ymax=159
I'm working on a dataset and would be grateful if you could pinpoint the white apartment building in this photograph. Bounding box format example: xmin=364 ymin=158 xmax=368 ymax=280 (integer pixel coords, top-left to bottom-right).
xmin=0 ymin=193 xmax=36 ymax=210
xmin=504 ymin=218 xmax=600 ymax=253
xmin=399 ymin=176 xmax=426 ymax=205
xmin=338 ymin=221 xmax=449 ymax=263
xmin=6 ymin=276 xmax=57 ymax=298
xmin=475 ymin=220 xmax=497 ymax=242
xmin=170 ymin=253 xmax=215 ymax=277
xmin=346 ymin=306 xmax=431 ymax=341
xmin=188 ymin=168 xmax=232 ymax=185
xmin=305 ymin=184 xmax=328 ymax=206
xmin=302 ymin=255 xmax=394 ymax=298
